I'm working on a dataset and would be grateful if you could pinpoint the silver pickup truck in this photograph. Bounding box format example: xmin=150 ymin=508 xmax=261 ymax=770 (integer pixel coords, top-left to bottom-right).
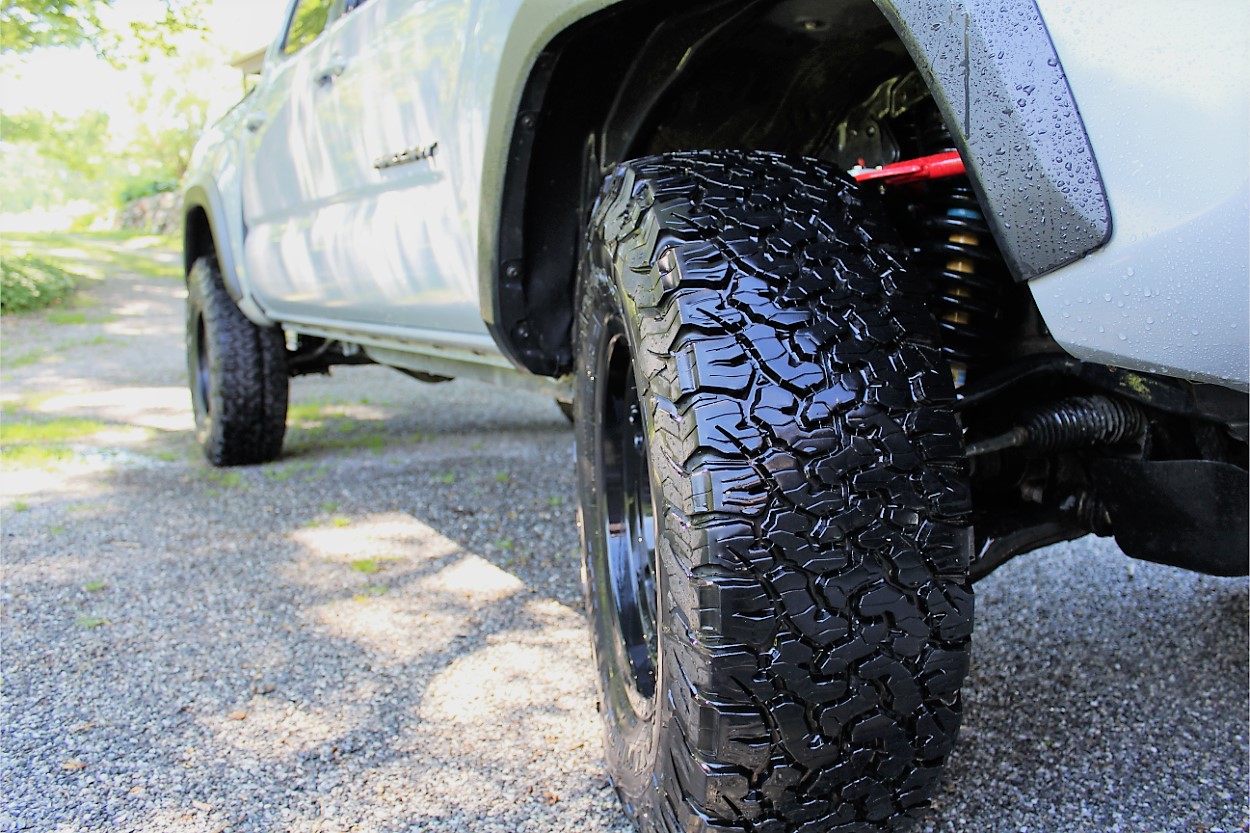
xmin=182 ymin=1 xmax=1249 ymax=830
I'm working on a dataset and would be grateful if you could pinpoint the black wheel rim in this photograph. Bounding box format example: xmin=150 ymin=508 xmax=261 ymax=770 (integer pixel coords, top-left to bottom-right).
xmin=191 ymin=311 xmax=211 ymax=420
xmin=598 ymin=321 xmax=659 ymax=700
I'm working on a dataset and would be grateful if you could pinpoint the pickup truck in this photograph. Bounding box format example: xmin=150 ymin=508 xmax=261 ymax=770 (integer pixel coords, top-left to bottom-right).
xmin=182 ymin=1 xmax=1249 ymax=830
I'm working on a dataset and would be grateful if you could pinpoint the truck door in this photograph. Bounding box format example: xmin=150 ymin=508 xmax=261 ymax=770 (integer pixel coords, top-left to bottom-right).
xmin=239 ymin=0 xmax=343 ymax=317
xmin=292 ymin=0 xmax=487 ymax=336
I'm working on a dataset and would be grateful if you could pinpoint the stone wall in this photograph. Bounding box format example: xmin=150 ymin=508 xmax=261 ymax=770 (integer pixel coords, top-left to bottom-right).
xmin=117 ymin=191 xmax=181 ymax=235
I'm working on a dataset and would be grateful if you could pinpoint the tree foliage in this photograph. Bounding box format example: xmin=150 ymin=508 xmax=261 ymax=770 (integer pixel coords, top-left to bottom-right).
xmin=0 ymin=109 xmax=113 ymax=178
xmin=0 ymin=111 xmax=119 ymax=213
xmin=0 ymin=0 xmax=235 ymax=220
xmin=0 ymin=0 xmax=204 ymax=64
xmin=125 ymin=51 xmax=217 ymax=182
xmin=0 ymin=66 xmax=213 ymax=210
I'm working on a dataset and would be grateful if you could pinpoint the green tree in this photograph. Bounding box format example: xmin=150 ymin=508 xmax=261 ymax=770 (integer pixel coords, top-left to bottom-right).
xmin=1 ymin=0 xmax=204 ymax=63
xmin=0 ymin=110 xmax=120 ymax=212
xmin=125 ymin=51 xmax=219 ymax=182
xmin=1 ymin=1 xmax=237 ymax=216
xmin=0 ymin=109 xmax=113 ymax=178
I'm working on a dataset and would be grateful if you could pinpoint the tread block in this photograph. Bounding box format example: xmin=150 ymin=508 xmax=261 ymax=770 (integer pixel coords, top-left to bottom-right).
xmin=689 ymin=463 xmax=768 ymax=516
xmin=675 ymin=336 xmax=755 ymax=398
xmin=695 ymin=575 xmax=775 ymax=647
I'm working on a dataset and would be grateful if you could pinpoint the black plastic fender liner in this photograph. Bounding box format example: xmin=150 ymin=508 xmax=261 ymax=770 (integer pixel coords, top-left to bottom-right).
xmin=1092 ymin=459 xmax=1250 ymax=578
xmin=873 ymin=0 xmax=1111 ymax=281
xmin=184 ymin=183 xmax=243 ymax=300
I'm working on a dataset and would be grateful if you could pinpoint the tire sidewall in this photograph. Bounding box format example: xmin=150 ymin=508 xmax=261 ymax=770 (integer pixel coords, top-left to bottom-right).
xmin=574 ymin=257 xmax=669 ymax=817
xmin=186 ymin=260 xmax=223 ymax=455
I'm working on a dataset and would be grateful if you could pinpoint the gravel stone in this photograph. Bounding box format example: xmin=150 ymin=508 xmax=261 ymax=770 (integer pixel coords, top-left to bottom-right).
xmin=1 ymin=264 xmax=1246 ymax=832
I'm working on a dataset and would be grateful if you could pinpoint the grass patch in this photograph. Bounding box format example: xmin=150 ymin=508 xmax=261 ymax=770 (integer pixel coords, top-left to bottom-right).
xmin=47 ymin=309 xmax=118 ymax=326
xmin=353 ymin=584 xmax=388 ymax=600
xmin=1 ymin=416 xmax=110 ymax=445
xmin=258 ymin=460 xmax=324 ymax=482
xmin=304 ymin=511 xmax=352 ymax=528
xmin=261 ymin=466 xmax=298 ymax=483
xmin=349 ymin=558 xmax=379 ymax=574
xmin=2 ymin=395 xmax=52 ymax=415
xmin=318 ymin=430 xmax=389 ymax=452
xmin=0 ymin=414 xmax=109 ymax=466
xmin=75 ymin=616 xmax=109 ymax=629
xmin=5 ymin=349 xmax=48 ymax=368
xmin=288 ymin=402 xmax=332 ymax=423
xmin=285 ymin=400 xmax=405 ymax=455
xmin=288 ymin=431 xmax=394 ymax=455
xmin=204 ymin=469 xmax=245 ymax=489
xmin=1 ymin=252 xmax=79 ymax=314
xmin=3 ymin=231 xmax=180 ymax=282
xmin=148 ymin=447 xmax=181 ymax=463
xmin=83 ymin=580 xmax=107 ymax=592
xmin=46 ymin=309 xmax=88 ymax=325
xmin=57 ymin=334 xmax=119 ymax=350
xmin=1 ymin=445 xmax=78 ymax=466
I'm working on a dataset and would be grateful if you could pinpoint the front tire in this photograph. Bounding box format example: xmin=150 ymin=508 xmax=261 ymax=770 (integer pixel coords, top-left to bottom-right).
xmin=574 ymin=151 xmax=973 ymax=833
xmin=186 ymin=256 xmax=288 ymax=466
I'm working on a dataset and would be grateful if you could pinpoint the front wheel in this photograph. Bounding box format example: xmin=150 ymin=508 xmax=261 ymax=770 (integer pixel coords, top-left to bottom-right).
xmin=186 ymin=256 xmax=288 ymax=466
xmin=574 ymin=151 xmax=974 ymax=833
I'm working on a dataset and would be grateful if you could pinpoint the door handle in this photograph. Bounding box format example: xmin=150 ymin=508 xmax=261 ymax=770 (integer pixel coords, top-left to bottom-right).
xmin=314 ymin=57 xmax=347 ymax=87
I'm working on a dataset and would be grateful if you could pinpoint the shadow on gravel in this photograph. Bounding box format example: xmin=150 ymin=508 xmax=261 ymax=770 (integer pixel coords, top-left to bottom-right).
xmin=3 ymin=378 xmax=1247 ymax=833
xmin=3 ymin=381 xmax=636 ymax=833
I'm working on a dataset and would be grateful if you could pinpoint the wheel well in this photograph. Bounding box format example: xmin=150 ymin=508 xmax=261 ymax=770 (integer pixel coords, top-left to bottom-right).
xmin=492 ymin=0 xmax=921 ymax=376
xmin=183 ymin=204 xmax=215 ymax=279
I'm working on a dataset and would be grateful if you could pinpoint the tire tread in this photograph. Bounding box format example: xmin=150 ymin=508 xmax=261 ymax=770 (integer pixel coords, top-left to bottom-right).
xmin=186 ymin=257 xmax=287 ymax=466
xmin=584 ymin=151 xmax=973 ymax=833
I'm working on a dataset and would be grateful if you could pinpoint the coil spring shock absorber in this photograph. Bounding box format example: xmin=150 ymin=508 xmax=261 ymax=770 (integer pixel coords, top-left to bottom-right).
xmin=856 ymin=110 xmax=1013 ymax=387
xmin=922 ymin=175 xmax=1009 ymax=386
xmin=920 ymin=109 xmax=1010 ymax=385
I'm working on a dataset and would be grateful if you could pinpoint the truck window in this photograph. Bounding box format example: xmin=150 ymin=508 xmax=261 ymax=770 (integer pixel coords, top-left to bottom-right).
xmin=283 ymin=0 xmax=335 ymax=56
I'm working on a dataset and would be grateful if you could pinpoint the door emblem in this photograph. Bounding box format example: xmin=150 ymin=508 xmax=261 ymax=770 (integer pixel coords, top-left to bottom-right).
xmin=374 ymin=142 xmax=438 ymax=171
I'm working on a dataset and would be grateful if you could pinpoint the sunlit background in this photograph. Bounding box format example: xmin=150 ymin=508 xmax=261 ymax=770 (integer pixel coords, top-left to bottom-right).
xmin=2 ymin=0 xmax=290 ymax=231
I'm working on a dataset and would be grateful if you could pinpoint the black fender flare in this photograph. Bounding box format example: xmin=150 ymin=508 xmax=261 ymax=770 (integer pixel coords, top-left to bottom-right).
xmin=873 ymin=0 xmax=1110 ymax=280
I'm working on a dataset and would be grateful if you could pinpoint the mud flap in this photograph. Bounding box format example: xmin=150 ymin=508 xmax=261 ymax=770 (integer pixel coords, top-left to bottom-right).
xmin=1093 ymin=459 xmax=1249 ymax=577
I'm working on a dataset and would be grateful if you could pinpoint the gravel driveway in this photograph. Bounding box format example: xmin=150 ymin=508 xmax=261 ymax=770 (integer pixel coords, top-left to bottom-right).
xmin=2 ymin=253 xmax=1247 ymax=833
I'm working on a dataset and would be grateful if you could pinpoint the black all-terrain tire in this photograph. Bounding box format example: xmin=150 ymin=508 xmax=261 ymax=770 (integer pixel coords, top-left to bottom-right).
xmin=574 ymin=151 xmax=974 ymax=833
xmin=186 ymin=256 xmax=288 ymax=466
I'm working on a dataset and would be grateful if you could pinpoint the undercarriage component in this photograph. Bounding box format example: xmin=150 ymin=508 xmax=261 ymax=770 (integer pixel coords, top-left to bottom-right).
xmin=1092 ymin=459 xmax=1249 ymax=576
xmin=850 ymin=149 xmax=964 ymax=184
xmin=970 ymin=515 xmax=1085 ymax=582
xmin=967 ymin=395 xmax=1147 ymax=457
xmin=285 ymin=336 xmax=375 ymax=377
xmin=866 ymin=100 xmax=1016 ymax=386
xmin=955 ymin=354 xmax=1250 ymax=429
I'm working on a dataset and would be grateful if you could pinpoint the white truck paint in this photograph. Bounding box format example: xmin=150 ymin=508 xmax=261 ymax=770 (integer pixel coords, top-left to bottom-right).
xmin=1030 ymin=0 xmax=1250 ymax=390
